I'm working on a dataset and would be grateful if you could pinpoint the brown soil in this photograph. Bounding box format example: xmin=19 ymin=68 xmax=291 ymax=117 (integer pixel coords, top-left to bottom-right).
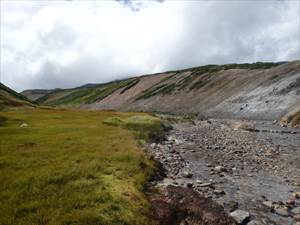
xmin=148 ymin=186 xmax=236 ymax=225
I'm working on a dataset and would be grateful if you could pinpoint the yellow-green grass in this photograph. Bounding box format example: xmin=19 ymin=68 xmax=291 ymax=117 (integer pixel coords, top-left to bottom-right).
xmin=0 ymin=109 xmax=159 ymax=225
xmin=103 ymin=115 xmax=169 ymax=142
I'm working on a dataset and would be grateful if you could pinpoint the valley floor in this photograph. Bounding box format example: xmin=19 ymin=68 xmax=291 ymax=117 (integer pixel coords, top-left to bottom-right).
xmin=1 ymin=109 xmax=300 ymax=225
xmin=0 ymin=109 xmax=159 ymax=225
xmin=148 ymin=118 xmax=300 ymax=225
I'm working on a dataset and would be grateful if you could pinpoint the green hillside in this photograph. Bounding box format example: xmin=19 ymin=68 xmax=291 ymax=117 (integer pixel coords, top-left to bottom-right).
xmin=0 ymin=83 xmax=35 ymax=110
xmin=23 ymin=62 xmax=284 ymax=107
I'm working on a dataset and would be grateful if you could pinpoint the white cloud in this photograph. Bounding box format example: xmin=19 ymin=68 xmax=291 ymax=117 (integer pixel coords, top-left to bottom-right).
xmin=1 ymin=0 xmax=299 ymax=91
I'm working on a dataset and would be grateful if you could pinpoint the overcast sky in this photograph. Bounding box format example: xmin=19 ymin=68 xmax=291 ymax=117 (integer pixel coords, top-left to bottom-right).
xmin=1 ymin=0 xmax=299 ymax=92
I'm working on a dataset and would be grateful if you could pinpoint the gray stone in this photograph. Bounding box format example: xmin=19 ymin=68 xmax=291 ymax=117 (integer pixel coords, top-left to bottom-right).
xmin=274 ymin=208 xmax=289 ymax=217
xmin=150 ymin=143 xmax=156 ymax=148
xmin=182 ymin=171 xmax=193 ymax=178
xmin=213 ymin=189 xmax=225 ymax=195
xmin=262 ymin=201 xmax=273 ymax=208
xmin=230 ymin=209 xmax=250 ymax=224
xmin=291 ymin=206 xmax=300 ymax=215
xmin=20 ymin=123 xmax=28 ymax=127
xmin=198 ymin=182 xmax=212 ymax=187
xmin=214 ymin=165 xmax=227 ymax=173
xmin=247 ymin=220 xmax=263 ymax=225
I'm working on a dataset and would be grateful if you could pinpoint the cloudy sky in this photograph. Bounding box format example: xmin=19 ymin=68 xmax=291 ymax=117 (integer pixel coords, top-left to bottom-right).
xmin=1 ymin=0 xmax=299 ymax=92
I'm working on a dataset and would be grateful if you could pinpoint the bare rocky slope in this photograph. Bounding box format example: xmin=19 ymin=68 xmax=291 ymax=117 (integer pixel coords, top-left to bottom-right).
xmin=22 ymin=61 xmax=300 ymax=121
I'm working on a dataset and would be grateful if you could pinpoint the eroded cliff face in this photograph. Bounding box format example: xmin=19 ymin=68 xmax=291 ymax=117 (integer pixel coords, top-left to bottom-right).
xmin=88 ymin=61 xmax=300 ymax=120
xmin=23 ymin=61 xmax=300 ymax=120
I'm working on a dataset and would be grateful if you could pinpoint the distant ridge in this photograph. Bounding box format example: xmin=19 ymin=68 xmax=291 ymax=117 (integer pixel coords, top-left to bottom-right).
xmin=22 ymin=61 xmax=300 ymax=120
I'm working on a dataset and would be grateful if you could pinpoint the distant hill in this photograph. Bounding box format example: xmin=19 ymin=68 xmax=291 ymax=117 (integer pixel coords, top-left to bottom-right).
xmin=22 ymin=61 xmax=300 ymax=120
xmin=0 ymin=83 xmax=35 ymax=110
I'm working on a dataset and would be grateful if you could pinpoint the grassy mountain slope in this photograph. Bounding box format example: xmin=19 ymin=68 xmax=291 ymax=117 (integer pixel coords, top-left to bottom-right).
xmin=22 ymin=61 xmax=300 ymax=120
xmin=23 ymin=78 xmax=140 ymax=106
xmin=0 ymin=83 xmax=35 ymax=110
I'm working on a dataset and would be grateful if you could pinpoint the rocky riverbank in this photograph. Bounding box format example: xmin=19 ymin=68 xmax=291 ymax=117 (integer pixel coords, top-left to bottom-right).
xmin=146 ymin=117 xmax=300 ymax=225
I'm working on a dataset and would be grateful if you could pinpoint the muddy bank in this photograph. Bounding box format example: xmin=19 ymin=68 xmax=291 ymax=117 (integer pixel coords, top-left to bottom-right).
xmin=148 ymin=186 xmax=236 ymax=225
xmin=146 ymin=117 xmax=300 ymax=225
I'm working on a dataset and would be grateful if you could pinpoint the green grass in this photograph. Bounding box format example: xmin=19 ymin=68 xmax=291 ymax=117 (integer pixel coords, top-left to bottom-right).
xmin=103 ymin=115 xmax=169 ymax=142
xmin=0 ymin=109 xmax=159 ymax=225
xmin=120 ymin=79 xmax=140 ymax=94
xmin=135 ymin=83 xmax=176 ymax=101
xmin=0 ymin=83 xmax=35 ymax=105
xmin=44 ymin=79 xmax=139 ymax=106
xmin=189 ymin=79 xmax=209 ymax=90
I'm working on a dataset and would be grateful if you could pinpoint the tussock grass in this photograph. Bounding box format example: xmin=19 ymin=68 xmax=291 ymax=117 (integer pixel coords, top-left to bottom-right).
xmin=103 ymin=115 xmax=169 ymax=142
xmin=0 ymin=109 xmax=158 ymax=225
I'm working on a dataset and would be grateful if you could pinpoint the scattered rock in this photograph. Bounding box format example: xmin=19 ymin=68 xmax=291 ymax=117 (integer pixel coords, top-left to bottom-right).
xmin=230 ymin=209 xmax=250 ymax=224
xmin=292 ymin=206 xmax=300 ymax=215
xmin=293 ymin=192 xmax=300 ymax=199
xmin=274 ymin=208 xmax=289 ymax=217
xmin=262 ymin=201 xmax=273 ymax=208
xmin=213 ymin=189 xmax=225 ymax=195
xmin=147 ymin=117 xmax=300 ymax=225
xmin=234 ymin=121 xmax=256 ymax=131
xmin=226 ymin=201 xmax=239 ymax=212
xmin=182 ymin=171 xmax=193 ymax=178
xmin=198 ymin=182 xmax=212 ymax=187
xmin=247 ymin=220 xmax=262 ymax=225
xmin=214 ymin=165 xmax=227 ymax=173
xmin=294 ymin=214 xmax=300 ymax=221
xmin=150 ymin=143 xmax=156 ymax=148
xmin=186 ymin=182 xmax=193 ymax=188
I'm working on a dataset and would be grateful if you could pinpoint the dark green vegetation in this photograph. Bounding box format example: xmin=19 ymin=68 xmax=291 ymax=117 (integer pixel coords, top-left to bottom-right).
xmin=0 ymin=83 xmax=35 ymax=110
xmin=103 ymin=115 xmax=170 ymax=142
xmin=36 ymin=79 xmax=139 ymax=106
xmin=136 ymin=83 xmax=176 ymax=101
xmin=0 ymin=109 xmax=162 ymax=225
xmin=120 ymin=79 xmax=140 ymax=94
xmin=134 ymin=62 xmax=285 ymax=100
xmin=165 ymin=61 xmax=285 ymax=75
xmin=22 ymin=61 xmax=285 ymax=106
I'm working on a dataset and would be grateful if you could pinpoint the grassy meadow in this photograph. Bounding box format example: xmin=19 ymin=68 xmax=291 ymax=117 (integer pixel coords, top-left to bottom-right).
xmin=0 ymin=109 xmax=161 ymax=225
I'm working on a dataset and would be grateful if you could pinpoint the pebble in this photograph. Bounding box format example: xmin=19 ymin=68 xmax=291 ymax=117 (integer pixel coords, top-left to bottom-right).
xmin=214 ymin=165 xmax=226 ymax=173
xmin=198 ymin=182 xmax=212 ymax=187
xmin=294 ymin=214 xmax=300 ymax=221
xmin=293 ymin=192 xmax=300 ymax=199
xmin=262 ymin=201 xmax=273 ymax=208
xmin=186 ymin=182 xmax=193 ymax=188
xmin=213 ymin=189 xmax=225 ymax=195
xmin=182 ymin=171 xmax=193 ymax=178
xmin=20 ymin=123 xmax=28 ymax=127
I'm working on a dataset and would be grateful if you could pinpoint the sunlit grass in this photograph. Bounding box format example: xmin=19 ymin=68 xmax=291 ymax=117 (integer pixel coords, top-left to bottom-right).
xmin=0 ymin=109 xmax=158 ymax=225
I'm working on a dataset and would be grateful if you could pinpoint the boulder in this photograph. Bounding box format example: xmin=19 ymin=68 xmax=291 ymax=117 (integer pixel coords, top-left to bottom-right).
xmin=234 ymin=121 xmax=255 ymax=131
xmin=230 ymin=209 xmax=250 ymax=224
